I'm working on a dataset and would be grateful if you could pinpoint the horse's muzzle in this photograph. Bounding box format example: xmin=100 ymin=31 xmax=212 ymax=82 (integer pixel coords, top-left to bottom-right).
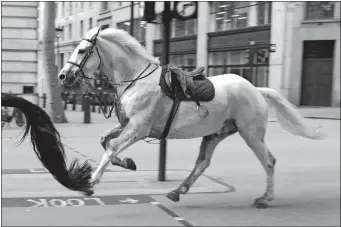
xmin=59 ymin=74 xmax=77 ymax=88
xmin=58 ymin=73 xmax=66 ymax=81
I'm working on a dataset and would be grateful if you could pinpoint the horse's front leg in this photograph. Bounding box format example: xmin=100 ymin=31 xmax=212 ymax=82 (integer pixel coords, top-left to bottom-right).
xmin=91 ymin=121 xmax=150 ymax=186
xmin=100 ymin=124 xmax=136 ymax=171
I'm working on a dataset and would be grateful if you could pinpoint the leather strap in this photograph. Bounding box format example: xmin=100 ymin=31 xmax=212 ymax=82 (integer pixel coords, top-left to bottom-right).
xmin=159 ymin=74 xmax=182 ymax=140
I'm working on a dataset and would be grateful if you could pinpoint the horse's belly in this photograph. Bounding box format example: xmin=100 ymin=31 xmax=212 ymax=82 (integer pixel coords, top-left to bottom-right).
xmin=150 ymin=77 xmax=234 ymax=139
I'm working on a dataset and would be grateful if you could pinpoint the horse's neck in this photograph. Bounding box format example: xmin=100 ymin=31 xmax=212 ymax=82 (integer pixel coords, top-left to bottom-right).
xmin=103 ymin=56 xmax=153 ymax=95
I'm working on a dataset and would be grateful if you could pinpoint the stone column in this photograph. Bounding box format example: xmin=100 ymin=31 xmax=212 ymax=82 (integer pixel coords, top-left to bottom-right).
xmin=268 ymin=2 xmax=286 ymax=93
xmin=196 ymin=1 xmax=209 ymax=71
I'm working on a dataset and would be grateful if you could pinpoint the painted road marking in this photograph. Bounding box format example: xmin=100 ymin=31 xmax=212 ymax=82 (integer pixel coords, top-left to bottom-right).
xmin=150 ymin=201 xmax=193 ymax=227
xmin=2 ymin=195 xmax=153 ymax=208
xmin=119 ymin=198 xmax=139 ymax=204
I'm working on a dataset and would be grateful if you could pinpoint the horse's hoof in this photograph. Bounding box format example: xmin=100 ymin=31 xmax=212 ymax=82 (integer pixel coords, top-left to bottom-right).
xmin=165 ymin=191 xmax=180 ymax=202
xmin=124 ymin=158 xmax=137 ymax=171
xmin=83 ymin=190 xmax=94 ymax=197
xmin=253 ymin=198 xmax=269 ymax=209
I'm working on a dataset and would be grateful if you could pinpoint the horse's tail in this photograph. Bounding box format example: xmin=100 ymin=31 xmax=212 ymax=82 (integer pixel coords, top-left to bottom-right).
xmin=1 ymin=94 xmax=94 ymax=194
xmin=257 ymin=88 xmax=327 ymax=140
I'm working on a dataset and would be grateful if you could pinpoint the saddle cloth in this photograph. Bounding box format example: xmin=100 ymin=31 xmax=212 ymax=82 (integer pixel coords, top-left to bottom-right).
xmin=159 ymin=64 xmax=215 ymax=102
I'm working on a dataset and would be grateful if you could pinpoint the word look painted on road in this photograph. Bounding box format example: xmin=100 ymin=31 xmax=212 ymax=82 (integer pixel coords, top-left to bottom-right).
xmin=2 ymin=195 xmax=153 ymax=208
xmin=27 ymin=197 xmax=105 ymax=208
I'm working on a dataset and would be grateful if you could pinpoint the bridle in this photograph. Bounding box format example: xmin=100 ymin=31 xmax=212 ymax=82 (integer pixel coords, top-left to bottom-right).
xmin=64 ymin=26 xmax=159 ymax=119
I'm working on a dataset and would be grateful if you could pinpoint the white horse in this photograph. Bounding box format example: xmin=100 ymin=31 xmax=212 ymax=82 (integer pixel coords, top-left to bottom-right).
xmin=58 ymin=27 xmax=326 ymax=209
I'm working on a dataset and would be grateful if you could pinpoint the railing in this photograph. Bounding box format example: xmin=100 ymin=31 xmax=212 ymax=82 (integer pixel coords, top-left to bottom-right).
xmin=37 ymin=91 xmax=115 ymax=123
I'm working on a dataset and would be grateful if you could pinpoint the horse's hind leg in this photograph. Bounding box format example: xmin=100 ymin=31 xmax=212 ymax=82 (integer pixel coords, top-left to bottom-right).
xmin=166 ymin=120 xmax=237 ymax=202
xmin=100 ymin=124 xmax=136 ymax=171
xmin=239 ymin=126 xmax=276 ymax=209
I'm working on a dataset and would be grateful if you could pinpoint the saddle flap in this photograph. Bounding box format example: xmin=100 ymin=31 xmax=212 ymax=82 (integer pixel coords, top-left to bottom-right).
xmin=164 ymin=66 xmax=189 ymax=97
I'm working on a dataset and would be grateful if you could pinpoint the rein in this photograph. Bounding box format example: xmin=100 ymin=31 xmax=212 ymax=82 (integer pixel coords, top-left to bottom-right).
xmin=84 ymin=63 xmax=158 ymax=119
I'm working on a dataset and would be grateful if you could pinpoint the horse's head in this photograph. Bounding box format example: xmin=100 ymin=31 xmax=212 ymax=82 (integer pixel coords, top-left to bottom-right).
xmin=58 ymin=26 xmax=160 ymax=88
xmin=58 ymin=27 xmax=103 ymax=87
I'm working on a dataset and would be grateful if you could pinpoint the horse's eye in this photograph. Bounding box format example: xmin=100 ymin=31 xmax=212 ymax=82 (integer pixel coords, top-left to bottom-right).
xmin=78 ymin=49 xmax=86 ymax=54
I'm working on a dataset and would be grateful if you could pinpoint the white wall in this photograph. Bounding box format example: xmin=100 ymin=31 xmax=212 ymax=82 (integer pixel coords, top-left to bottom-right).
xmin=2 ymin=1 xmax=39 ymax=101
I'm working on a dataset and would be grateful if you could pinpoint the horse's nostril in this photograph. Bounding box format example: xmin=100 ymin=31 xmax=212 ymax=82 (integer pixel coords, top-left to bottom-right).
xmin=58 ymin=73 xmax=66 ymax=81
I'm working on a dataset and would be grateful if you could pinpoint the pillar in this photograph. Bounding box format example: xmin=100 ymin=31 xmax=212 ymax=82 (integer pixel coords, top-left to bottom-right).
xmin=196 ymin=2 xmax=209 ymax=71
xmin=268 ymin=2 xmax=286 ymax=93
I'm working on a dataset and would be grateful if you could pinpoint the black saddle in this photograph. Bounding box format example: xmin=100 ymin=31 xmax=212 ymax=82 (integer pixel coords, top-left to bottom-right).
xmin=158 ymin=64 xmax=215 ymax=139
xmin=159 ymin=65 xmax=215 ymax=102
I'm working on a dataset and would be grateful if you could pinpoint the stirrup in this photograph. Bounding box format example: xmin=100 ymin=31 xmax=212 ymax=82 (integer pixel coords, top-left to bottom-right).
xmin=197 ymin=105 xmax=208 ymax=118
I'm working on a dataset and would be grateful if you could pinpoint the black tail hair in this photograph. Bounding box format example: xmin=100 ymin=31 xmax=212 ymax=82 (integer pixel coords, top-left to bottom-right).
xmin=1 ymin=93 xmax=94 ymax=195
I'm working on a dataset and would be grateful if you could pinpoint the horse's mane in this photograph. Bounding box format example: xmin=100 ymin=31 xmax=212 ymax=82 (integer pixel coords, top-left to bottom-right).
xmin=99 ymin=28 xmax=159 ymax=64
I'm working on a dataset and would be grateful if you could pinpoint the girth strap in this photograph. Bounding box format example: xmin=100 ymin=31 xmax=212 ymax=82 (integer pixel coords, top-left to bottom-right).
xmin=159 ymin=74 xmax=182 ymax=140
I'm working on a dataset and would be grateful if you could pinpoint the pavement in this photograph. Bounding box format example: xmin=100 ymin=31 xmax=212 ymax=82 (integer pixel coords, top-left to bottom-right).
xmin=1 ymin=107 xmax=340 ymax=226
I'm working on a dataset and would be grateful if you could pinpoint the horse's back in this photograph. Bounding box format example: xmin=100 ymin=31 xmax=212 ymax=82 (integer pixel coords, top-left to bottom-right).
xmin=209 ymin=74 xmax=269 ymax=128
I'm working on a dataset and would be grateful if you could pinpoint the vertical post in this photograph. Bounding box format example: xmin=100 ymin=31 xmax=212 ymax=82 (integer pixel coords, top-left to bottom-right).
xmin=83 ymin=95 xmax=91 ymax=124
xmin=64 ymin=92 xmax=68 ymax=110
xmin=72 ymin=92 xmax=76 ymax=111
xmin=130 ymin=1 xmax=134 ymax=36
xmin=56 ymin=36 xmax=60 ymax=73
xmin=81 ymin=92 xmax=85 ymax=111
xmin=103 ymin=92 xmax=108 ymax=114
xmin=92 ymin=92 xmax=96 ymax=112
xmin=43 ymin=93 xmax=47 ymax=108
xmin=158 ymin=1 xmax=171 ymax=182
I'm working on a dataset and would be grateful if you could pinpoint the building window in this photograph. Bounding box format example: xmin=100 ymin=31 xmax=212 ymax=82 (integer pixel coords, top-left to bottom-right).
xmin=210 ymin=2 xmax=271 ymax=32
xmin=117 ymin=19 xmax=146 ymax=42
xmin=89 ymin=18 xmax=93 ymax=29
xmin=155 ymin=14 xmax=197 ymax=39
xmin=305 ymin=2 xmax=338 ymax=20
xmin=207 ymin=49 xmax=268 ymax=87
xmin=80 ymin=20 xmax=84 ymax=37
xmin=257 ymin=1 xmax=271 ymax=25
xmin=101 ymin=2 xmax=109 ymax=11
xmin=101 ymin=24 xmax=109 ymax=30
xmin=68 ymin=23 xmax=72 ymax=40
xmin=170 ymin=54 xmax=197 ymax=71
xmin=59 ymin=26 xmax=64 ymax=42
xmin=173 ymin=18 xmax=197 ymax=37
xmin=23 ymin=86 xmax=34 ymax=94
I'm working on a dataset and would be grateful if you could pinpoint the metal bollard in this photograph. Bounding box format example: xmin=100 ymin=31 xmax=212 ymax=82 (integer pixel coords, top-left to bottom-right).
xmin=91 ymin=93 xmax=96 ymax=113
xmin=81 ymin=92 xmax=86 ymax=111
xmin=64 ymin=92 xmax=69 ymax=110
xmin=72 ymin=92 xmax=76 ymax=111
xmin=83 ymin=95 xmax=91 ymax=124
xmin=98 ymin=92 xmax=102 ymax=114
xmin=103 ymin=92 xmax=108 ymax=114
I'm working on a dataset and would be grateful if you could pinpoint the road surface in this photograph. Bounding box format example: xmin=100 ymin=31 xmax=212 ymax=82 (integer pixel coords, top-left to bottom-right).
xmin=2 ymin=117 xmax=340 ymax=226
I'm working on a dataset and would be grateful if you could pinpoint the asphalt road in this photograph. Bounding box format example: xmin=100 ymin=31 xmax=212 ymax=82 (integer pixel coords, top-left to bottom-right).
xmin=1 ymin=118 xmax=340 ymax=226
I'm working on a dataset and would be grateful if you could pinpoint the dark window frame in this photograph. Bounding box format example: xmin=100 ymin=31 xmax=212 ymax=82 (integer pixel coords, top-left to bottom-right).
xmin=23 ymin=86 xmax=34 ymax=94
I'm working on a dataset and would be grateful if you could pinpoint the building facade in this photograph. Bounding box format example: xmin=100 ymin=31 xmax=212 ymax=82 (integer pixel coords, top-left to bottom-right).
xmin=50 ymin=1 xmax=340 ymax=106
xmin=270 ymin=2 xmax=340 ymax=107
xmin=2 ymin=2 xmax=39 ymax=103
